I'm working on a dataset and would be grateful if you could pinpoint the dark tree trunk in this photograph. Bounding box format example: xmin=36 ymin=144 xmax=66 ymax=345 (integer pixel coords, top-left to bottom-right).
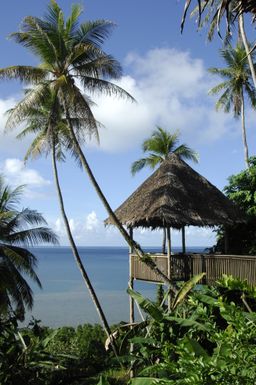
xmin=63 ymin=103 xmax=177 ymax=294
xmin=51 ymin=141 xmax=118 ymax=357
xmin=162 ymin=228 xmax=166 ymax=254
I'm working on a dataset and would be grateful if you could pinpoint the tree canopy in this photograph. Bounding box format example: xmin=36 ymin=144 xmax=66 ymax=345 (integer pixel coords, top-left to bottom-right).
xmin=0 ymin=176 xmax=58 ymax=320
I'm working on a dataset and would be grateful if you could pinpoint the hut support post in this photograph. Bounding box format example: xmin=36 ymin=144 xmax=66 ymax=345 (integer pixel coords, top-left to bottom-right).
xmin=129 ymin=227 xmax=134 ymax=378
xmin=129 ymin=227 xmax=135 ymax=324
xmin=182 ymin=226 xmax=186 ymax=254
xmin=166 ymin=227 xmax=172 ymax=311
xmin=224 ymin=227 xmax=229 ymax=254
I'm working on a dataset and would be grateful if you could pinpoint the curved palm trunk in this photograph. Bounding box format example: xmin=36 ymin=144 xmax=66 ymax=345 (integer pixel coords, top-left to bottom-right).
xmin=240 ymin=90 xmax=250 ymax=169
xmin=64 ymin=109 xmax=177 ymax=293
xmin=51 ymin=141 xmax=118 ymax=357
xmin=239 ymin=14 xmax=256 ymax=90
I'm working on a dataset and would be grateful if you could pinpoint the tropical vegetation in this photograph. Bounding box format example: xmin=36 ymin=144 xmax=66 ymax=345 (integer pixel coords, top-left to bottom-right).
xmin=2 ymin=1 xmax=256 ymax=384
xmin=208 ymin=43 xmax=256 ymax=168
xmin=127 ymin=274 xmax=256 ymax=384
xmin=0 ymin=176 xmax=58 ymax=321
xmin=2 ymin=275 xmax=256 ymax=384
xmin=214 ymin=156 xmax=256 ymax=254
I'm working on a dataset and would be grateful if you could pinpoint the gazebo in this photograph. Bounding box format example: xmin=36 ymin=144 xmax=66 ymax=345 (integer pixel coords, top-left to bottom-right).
xmin=106 ymin=154 xmax=255 ymax=319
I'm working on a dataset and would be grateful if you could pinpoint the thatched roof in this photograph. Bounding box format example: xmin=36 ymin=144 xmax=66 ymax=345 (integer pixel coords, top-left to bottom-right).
xmin=105 ymin=154 xmax=244 ymax=229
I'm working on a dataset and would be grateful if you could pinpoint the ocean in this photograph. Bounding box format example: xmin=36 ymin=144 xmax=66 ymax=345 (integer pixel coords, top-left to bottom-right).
xmin=26 ymin=246 xmax=207 ymax=328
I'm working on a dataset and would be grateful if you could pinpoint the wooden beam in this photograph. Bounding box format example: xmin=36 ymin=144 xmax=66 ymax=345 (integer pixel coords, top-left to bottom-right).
xmin=129 ymin=227 xmax=134 ymax=324
xmin=224 ymin=227 xmax=229 ymax=254
xmin=182 ymin=226 xmax=186 ymax=254
xmin=166 ymin=227 xmax=171 ymax=310
xmin=128 ymin=227 xmax=135 ymax=378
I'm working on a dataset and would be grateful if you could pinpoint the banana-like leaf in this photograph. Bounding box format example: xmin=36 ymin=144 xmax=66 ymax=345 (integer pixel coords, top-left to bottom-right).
xmin=119 ymin=320 xmax=149 ymax=354
xmin=165 ymin=316 xmax=209 ymax=331
xmin=130 ymin=378 xmax=162 ymax=385
xmin=172 ymin=273 xmax=205 ymax=310
xmin=186 ymin=337 xmax=209 ymax=358
xmin=127 ymin=288 xmax=163 ymax=322
xmin=194 ymin=293 xmax=219 ymax=307
xmin=41 ymin=329 xmax=59 ymax=348
xmin=130 ymin=336 xmax=159 ymax=347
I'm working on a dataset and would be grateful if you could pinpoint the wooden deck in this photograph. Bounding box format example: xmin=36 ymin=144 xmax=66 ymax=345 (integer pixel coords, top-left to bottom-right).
xmin=130 ymin=253 xmax=256 ymax=286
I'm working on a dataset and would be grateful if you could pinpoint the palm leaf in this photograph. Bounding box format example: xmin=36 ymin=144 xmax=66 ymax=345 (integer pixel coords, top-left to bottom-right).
xmin=127 ymin=288 xmax=164 ymax=322
xmin=172 ymin=273 xmax=205 ymax=310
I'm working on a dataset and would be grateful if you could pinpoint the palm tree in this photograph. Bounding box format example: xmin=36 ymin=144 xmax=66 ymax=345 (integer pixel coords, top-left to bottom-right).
xmin=181 ymin=0 xmax=256 ymax=35
xmin=131 ymin=126 xmax=198 ymax=253
xmin=0 ymin=176 xmax=58 ymax=320
xmin=1 ymin=1 xmax=176 ymax=292
xmin=6 ymin=88 xmax=118 ymax=355
xmin=182 ymin=1 xmax=256 ymax=90
xmin=131 ymin=126 xmax=198 ymax=175
xmin=208 ymin=44 xmax=256 ymax=169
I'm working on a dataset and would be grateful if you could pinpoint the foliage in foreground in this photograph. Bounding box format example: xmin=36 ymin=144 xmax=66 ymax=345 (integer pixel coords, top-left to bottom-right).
xmin=126 ymin=275 xmax=256 ymax=385
xmin=2 ymin=275 xmax=256 ymax=384
xmin=0 ymin=318 xmax=112 ymax=385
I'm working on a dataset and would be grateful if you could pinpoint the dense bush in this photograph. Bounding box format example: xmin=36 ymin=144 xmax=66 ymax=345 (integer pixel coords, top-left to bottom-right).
xmin=0 ymin=318 xmax=111 ymax=385
xmin=2 ymin=276 xmax=256 ymax=384
xmin=126 ymin=275 xmax=256 ymax=384
xmin=215 ymin=157 xmax=256 ymax=254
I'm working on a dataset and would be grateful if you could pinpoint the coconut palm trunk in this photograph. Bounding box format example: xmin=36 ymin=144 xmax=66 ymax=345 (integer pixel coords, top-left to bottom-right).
xmin=63 ymin=110 xmax=177 ymax=293
xmin=51 ymin=138 xmax=118 ymax=356
xmin=240 ymin=89 xmax=250 ymax=169
xmin=239 ymin=14 xmax=256 ymax=90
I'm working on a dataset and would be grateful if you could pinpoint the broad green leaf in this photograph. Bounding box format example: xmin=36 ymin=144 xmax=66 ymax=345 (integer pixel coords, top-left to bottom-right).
xmin=165 ymin=316 xmax=209 ymax=331
xmin=186 ymin=338 xmax=209 ymax=358
xmin=194 ymin=293 xmax=220 ymax=307
xmin=130 ymin=336 xmax=159 ymax=346
xmin=172 ymin=273 xmax=205 ymax=309
xmin=41 ymin=329 xmax=59 ymax=348
xmin=130 ymin=378 xmax=161 ymax=385
xmin=127 ymin=288 xmax=163 ymax=322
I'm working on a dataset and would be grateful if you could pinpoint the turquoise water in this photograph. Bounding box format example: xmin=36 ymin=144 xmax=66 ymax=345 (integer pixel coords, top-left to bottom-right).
xmin=26 ymin=246 xmax=206 ymax=327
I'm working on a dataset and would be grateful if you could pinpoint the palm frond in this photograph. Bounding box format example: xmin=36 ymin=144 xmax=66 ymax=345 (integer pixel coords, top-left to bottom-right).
xmin=5 ymin=83 xmax=50 ymax=129
xmin=174 ymin=145 xmax=199 ymax=163
xmin=65 ymin=3 xmax=83 ymax=36
xmin=131 ymin=158 xmax=148 ymax=175
xmin=78 ymin=75 xmax=135 ymax=102
xmin=181 ymin=0 xmax=256 ymax=35
xmin=74 ymin=20 xmax=115 ymax=48
xmin=0 ymin=66 xmax=47 ymax=83
xmin=7 ymin=226 xmax=59 ymax=247
xmin=0 ymin=245 xmax=41 ymax=287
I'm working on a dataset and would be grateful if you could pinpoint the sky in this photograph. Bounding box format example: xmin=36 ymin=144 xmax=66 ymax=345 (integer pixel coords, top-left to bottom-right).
xmin=0 ymin=0 xmax=254 ymax=248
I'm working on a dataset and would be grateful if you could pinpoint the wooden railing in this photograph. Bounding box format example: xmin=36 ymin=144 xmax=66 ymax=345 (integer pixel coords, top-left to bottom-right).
xmin=130 ymin=253 xmax=256 ymax=286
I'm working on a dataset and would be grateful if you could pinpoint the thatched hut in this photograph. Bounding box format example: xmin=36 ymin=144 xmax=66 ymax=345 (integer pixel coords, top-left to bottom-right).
xmin=106 ymin=153 xmax=243 ymax=231
xmin=106 ymin=154 xmax=251 ymax=320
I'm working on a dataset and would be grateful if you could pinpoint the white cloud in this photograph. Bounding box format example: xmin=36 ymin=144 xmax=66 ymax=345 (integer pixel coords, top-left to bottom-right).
xmin=0 ymin=158 xmax=51 ymax=199
xmin=52 ymin=212 xmax=216 ymax=247
xmin=87 ymin=47 xmax=237 ymax=152
xmin=0 ymin=97 xmax=35 ymax=157
xmin=54 ymin=211 xmax=102 ymax=244
xmin=1 ymin=158 xmax=50 ymax=186
xmin=0 ymin=48 xmax=239 ymax=157
xmin=85 ymin=211 xmax=99 ymax=231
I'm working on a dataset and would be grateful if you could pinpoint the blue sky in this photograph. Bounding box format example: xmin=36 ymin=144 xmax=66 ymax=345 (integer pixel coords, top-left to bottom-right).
xmin=0 ymin=1 xmax=254 ymax=247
